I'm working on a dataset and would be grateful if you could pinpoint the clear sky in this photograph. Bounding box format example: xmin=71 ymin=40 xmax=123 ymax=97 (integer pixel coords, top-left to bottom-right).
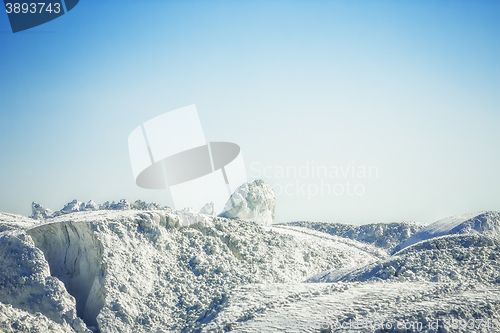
xmin=1 ymin=0 xmax=499 ymax=224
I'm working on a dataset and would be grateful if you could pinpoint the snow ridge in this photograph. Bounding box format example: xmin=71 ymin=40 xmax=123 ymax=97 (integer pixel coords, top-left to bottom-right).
xmin=279 ymin=220 xmax=426 ymax=252
xmin=30 ymin=199 xmax=166 ymax=220
xmin=400 ymin=211 xmax=500 ymax=250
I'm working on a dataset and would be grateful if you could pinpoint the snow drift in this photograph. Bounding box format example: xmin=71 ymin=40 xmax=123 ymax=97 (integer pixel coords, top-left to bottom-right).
xmin=0 ymin=201 xmax=380 ymax=332
xmin=400 ymin=211 xmax=500 ymax=250
xmin=281 ymin=220 xmax=426 ymax=252
xmin=1 ymin=202 xmax=500 ymax=333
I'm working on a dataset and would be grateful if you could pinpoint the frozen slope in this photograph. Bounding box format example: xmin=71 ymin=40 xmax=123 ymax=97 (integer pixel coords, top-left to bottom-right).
xmin=307 ymin=212 xmax=500 ymax=285
xmin=399 ymin=211 xmax=500 ymax=250
xmin=0 ymin=208 xmax=381 ymax=333
xmin=2 ymin=206 xmax=500 ymax=332
xmin=280 ymin=220 xmax=426 ymax=253
xmin=224 ymin=282 xmax=500 ymax=333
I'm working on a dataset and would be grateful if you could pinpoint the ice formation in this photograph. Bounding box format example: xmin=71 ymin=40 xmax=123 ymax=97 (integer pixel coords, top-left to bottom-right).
xmin=219 ymin=180 xmax=276 ymax=226
xmin=30 ymin=202 xmax=53 ymax=220
xmin=199 ymin=202 xmax=215 ymax=216
xmin=30 ymin=199 xmax=166 ymax=220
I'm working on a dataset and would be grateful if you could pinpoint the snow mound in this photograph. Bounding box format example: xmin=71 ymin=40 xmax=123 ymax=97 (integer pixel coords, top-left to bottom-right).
xmin=0 ymin=213 xmax=39 ymax=232
xmin=400 ymin=211 xmax=500 ymax=250
xmin=0 ymin=207 xmax=378 ymax=332
xmin=306 ymin=212 xmax=500 ymax=288
xmin=280 ymin=220 xmax=426 ymax=252
xmin=219 ymin=180 xmax=276 ymax=226
xmin=309 ymin=232 xmax=500 ymax=286
xmin=3 ymin=208 xmax=500 ymax=332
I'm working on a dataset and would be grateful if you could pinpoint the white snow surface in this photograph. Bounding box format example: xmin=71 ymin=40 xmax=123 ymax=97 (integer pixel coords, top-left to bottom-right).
xmin=219 ymin=180 xmax=275 ymax=226
xmin=30 ymin=199 xmax=165 ymax=220
xmin=0 ymin=205 xmax=379 ymax=333
xmin=400 ymin=211 xmax=500 ymax=250
xmin=2 ymin=204 xmax=500 ymax=332
xmin=280 ymin=220 xmax=426 ymax=253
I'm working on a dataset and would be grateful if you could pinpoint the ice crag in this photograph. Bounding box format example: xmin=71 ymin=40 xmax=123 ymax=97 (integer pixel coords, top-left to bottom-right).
xmin=219 ymin=180 xmax=276 ymax=226
xmin=30 ymin=199 xmax=166 ymax=220
xmin=199 ymin=202 xmax=215 ymax=216
xmin=31 ymin=202 xmax=54 ymax=220
xmin=0 ymin=232 xmax=89 ymax=333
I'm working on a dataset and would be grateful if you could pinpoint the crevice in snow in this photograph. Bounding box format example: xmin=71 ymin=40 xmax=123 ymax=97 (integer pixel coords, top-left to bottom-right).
xmin=27 ymin=222 xmax=106 ymax=331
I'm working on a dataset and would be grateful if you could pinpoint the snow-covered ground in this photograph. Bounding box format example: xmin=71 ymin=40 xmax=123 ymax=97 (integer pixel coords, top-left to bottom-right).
xmin=399 ymin=211 xmax=500 ymax=250
xmin=1 ymin=202 xmax=500 ymax=332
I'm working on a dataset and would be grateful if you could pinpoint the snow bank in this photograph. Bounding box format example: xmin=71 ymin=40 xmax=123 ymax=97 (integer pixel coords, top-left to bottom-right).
xmin=0 ymin=206 xmax=378 ymax=332
xmin=308 ymin=223 xmax=500 ymax=287
xmin=281 ymin=220 xmax=426 ymax=252
xmin=3 ymin=206 xmax=500 ymax=332
xmin=400 ymin=211 xmax=500 ymax=250
xmin=219 ymin=180 xmax=276 ymax=226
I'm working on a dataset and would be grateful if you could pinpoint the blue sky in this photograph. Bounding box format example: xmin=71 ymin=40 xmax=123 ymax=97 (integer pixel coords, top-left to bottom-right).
xmin=1 ymin=0 xmax=499 ymax=224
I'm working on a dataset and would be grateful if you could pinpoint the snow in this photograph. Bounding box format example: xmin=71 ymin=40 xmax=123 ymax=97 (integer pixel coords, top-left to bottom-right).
xmin=280 ymin=220 xmax=426 ymax=253
xmin=199 ymin=202 xmax=215 ymax=216
xmin=1 ymin=201 xmax=500 ymax=332
xmin=0 ymin=232 xmax=89 ymax=333
xmin=30 ymin=199 xmax=167 ymax=220
xmin=219 ymin=180 xmax=276 ymax=226
xmin=222 ymin=282 xmax=500 ymax=333
xmin=27 ymin=221 xmax=106 ymax=327
xmin=0 ymin=205 xmax=379 ymax=332
xmin=400 ymin=211 xmax=500 ymax=250
xmin=31 ymin=202 xmax=54 ymax=220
